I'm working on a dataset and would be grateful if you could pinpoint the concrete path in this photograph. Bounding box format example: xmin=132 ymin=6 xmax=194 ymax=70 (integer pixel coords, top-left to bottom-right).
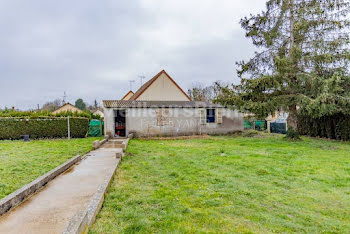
xmin=0 ymin=139 xmax=125 ymax=234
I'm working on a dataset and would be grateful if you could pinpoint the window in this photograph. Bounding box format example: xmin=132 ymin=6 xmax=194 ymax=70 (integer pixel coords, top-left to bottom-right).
xmin=206 ymin=109 xmax=215 ymax=123
xmin=156 ymin=109 xmax=170 ymax=126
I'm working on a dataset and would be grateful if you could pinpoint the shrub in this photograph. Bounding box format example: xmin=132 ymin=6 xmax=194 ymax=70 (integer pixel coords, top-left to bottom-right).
xmin=298 ymin=114 xmax=350 ymax=141
xmin=285 ymin=127 xmax=301 ymax=140
xmin=242 ymin=130 xmax=261 ymax=137
xmin=0 ymin=117 xmax=89 ymax=140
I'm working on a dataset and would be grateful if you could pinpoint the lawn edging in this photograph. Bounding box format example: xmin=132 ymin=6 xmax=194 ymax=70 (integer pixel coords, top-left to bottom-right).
xmin=93 ymin=136 xmax=109 ymax=150
xmin=63 ymin=160 xmax=121 ymax=234
xmin=0 ymin=154 xmax=82 ymax=217
xmin=63 ymin=137 xmax=130 ymax=234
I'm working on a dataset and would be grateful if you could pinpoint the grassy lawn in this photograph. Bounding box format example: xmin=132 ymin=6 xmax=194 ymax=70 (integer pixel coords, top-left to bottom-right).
xmin=0 ymin=137 xmax=101 ymax=199
xmin=90 ymin=135 xmax=350 ymax=233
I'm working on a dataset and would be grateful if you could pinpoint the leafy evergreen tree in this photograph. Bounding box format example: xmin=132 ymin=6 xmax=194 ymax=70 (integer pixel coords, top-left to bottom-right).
xmin=75 ymin=98 xmax=87 ymax=111
xmin=216 ymin=0 xmax=350 ymax=131
xmin=94 ymin=99 xmax=98 ymax=109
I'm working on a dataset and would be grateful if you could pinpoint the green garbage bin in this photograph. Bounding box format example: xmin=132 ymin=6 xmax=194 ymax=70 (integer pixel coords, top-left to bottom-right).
xmin=255 ymin=120 xmax=266 ymax=131
xmin=88 ymin=119 xmax=104 ymax=137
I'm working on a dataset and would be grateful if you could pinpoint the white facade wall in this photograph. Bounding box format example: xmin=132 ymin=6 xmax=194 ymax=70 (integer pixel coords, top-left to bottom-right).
xmin=104 ymin=107 xmax=243 ymax=138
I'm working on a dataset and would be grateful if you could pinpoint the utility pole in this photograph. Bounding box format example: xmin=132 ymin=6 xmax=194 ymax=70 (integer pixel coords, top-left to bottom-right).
xmin=67 ymin=116 xmax=71 ymax=139
xmin=139 ymin=75 xmax=145 ymax=87
xmin=129 ymin=80 xmax=135 ymax=91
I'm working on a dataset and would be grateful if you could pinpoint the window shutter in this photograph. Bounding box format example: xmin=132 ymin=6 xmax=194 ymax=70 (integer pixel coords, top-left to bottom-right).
xmin=200 ymin=109 xmax=206 ymax=125
xmin=217 ymin=108 xmax=223 ymax=124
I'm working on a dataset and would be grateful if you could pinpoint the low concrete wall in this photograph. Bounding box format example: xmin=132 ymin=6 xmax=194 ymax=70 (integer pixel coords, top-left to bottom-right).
xmin=62 ymin=210 xmax=89 ymax=234
xmin=63 ymin=137 xmax=131 ymax=234
xmin=92 ymin=137 xmax=109 ymax=150
xmin=63 ymin=160 xmax=120 ymax=234
xmin=0 ymin=155 xmax=81 ymax=217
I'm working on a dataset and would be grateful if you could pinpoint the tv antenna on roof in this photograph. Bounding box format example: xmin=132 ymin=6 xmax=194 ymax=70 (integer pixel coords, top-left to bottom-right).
xmin=62 ymin=91 xmax=67 ymax=104
xmin=139 ymin=75 xmax=145 ymax=87
xmin=129 ymin=80 xmax=135 ymax=91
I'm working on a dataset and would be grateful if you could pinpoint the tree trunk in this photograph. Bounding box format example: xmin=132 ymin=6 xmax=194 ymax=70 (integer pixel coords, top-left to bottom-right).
xmin=287 ymin=105 xmax=298 ymax=131
xmin=287 ymin=0 xmax=298 ymax=133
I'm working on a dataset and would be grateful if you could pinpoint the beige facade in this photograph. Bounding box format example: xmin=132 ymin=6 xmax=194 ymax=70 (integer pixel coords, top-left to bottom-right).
xmin=52 ymin=103 xmax=83 ymax=114
xmin=129 ymin=70 xmax=191 ymax=101
xmin=135 ymin=72 xmax=190 ymax=101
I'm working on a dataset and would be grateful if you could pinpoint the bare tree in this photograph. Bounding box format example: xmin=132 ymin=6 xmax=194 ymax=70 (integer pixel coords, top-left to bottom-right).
xmin=188 ymin=82 xmax=227 ymax=102
xmin=41 ymin=99 xmax=62 ymax=112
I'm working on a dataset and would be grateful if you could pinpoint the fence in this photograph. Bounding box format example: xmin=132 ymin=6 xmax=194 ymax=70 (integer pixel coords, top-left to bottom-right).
xmin=270 ymin=122 xmax=287 ymax=134
xmin=244 ymin=120 xmax=267 ymax=131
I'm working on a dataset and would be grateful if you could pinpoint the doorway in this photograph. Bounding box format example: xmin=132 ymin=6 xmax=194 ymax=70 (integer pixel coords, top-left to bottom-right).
xmin=115 ymin=110 xmax=126 ymax=137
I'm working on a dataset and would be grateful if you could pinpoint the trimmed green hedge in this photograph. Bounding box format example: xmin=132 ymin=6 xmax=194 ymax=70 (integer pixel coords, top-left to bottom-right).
xmin=0 ymin=117 xmax=89 ymax=140
xmin=0 ymin=110 xmax=101 ymax=120
xmin=298 ymin=114 xmax=350 ymax=141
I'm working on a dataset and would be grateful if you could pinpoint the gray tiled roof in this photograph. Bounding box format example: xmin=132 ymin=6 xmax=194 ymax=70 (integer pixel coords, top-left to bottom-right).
xmin=103 ymin=100 xmax=223 ymax=108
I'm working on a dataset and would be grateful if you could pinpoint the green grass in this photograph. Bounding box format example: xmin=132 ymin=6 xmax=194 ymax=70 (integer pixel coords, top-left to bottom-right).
xmin=90 ymin=135 xmax=350 ymax=233
xmin=0 ymin=137 xmax=101 ymax=199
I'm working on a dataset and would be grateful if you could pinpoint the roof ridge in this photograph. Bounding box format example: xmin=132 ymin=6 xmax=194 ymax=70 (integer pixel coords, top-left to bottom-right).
xmin=102 ymin=100 xmax=222 ymax=108
xmin=130 ymin=70 xmax=191 ymax=101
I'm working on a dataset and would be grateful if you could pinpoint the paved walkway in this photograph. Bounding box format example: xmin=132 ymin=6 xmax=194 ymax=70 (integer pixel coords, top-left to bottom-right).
xmin=0 ymin=139 xmax=125 ymax=234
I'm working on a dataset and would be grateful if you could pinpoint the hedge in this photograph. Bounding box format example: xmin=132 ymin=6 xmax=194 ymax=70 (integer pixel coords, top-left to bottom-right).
xmin=0 ymin=110 xmax=101 ymax=120
xmin=298 ymin=114 xmax=350 ymax=141
xmin=0 ymin=117 xmax=89 ymax=140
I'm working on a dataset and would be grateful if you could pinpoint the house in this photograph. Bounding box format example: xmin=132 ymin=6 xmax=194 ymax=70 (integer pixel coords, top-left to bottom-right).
xmin=121 ymin=91 xmax=134 ymax=100
xmin=103 ymin=70 xmax=243 ymax=138
xmin=128 ymin=70 xmax=191 ymax=101
xmin=93 ymin=109 xmax=104 ymax=119
xmin=266 ymin=110 xmax=288 ymax=123
xmin=52 ymin=103 xmax=83 ymax=114
xmin=266 ymin=110 xmax=288 ymax=133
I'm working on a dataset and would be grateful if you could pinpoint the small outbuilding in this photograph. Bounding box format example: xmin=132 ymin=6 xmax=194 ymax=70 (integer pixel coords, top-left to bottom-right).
xmin=103 ymin=70 xmax=243 ymax=138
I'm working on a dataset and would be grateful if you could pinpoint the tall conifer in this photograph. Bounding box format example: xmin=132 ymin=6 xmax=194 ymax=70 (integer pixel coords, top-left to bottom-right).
xmin=217 ymin=0 xmax=350 ymax=131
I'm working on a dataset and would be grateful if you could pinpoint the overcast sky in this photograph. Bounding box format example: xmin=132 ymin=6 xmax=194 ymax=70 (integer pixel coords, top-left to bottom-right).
xmin=0 ymin=0 xmax=266 ymax=110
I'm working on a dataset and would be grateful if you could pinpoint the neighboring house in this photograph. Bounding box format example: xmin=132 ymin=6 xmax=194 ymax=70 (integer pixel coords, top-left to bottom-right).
xmin=93 ymin=109 xmax=104 ymax=119
xmin=266 ymin=110 xmax=288 ymax=123
xmin=103 ymin=70 xmax=243 ymax=138
xmin=121 ymin=91 xmax=134 ymax=100
xmin=52 ymin=103 xmax=83 ymax=114
xmin=266 ymin=110 xmax=288 ymax=133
